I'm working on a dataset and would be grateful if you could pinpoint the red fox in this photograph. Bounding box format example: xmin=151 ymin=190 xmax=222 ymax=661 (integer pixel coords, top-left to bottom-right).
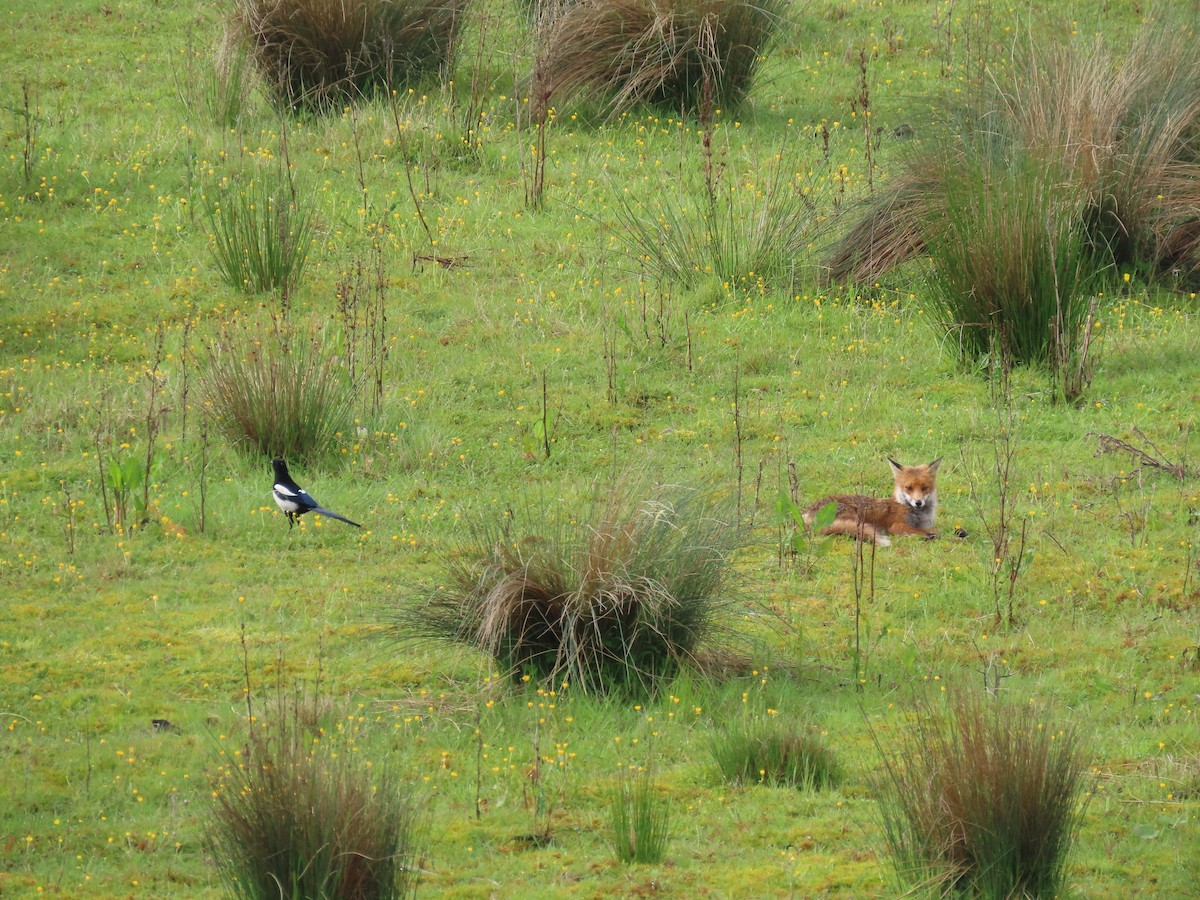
xmin=803 ymin=457 xmax=943 ymax=546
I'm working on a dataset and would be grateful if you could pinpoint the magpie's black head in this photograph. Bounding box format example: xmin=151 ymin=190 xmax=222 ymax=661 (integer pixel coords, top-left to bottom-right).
xmin=271 ymin=458 xmax=289 ymax=477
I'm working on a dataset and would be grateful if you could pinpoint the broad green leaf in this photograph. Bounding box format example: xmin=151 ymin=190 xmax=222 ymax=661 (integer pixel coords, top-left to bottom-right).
xmin=775 ymin=491 xmax=803 ymax=526
xmin=813 ymin=500 xmax=837 ymax=530
xmin=122 ymin=454 xmax=143 ymax=489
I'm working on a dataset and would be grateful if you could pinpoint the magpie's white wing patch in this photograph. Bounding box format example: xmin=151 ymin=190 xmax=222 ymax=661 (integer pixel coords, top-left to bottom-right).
xmin=274 ymin=488 xmax=302 ymax=513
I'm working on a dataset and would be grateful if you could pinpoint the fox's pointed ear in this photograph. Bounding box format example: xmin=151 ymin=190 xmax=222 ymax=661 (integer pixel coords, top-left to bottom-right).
xmin=927 ymin=457 xmax=942 ymax=474
xmin=887 ymin=457 xmax=903 ymax=474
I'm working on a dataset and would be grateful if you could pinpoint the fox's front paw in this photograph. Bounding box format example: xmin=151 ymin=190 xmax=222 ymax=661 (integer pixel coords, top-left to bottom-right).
xmin=923 ymin=531 xmax=938 ymax=541
xmin=954 ymin=527 xmax=968 ymax=539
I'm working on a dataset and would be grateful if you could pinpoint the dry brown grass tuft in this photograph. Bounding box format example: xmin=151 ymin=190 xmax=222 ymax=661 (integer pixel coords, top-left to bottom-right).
xmin=531 ymin=0 xmax=788 ymax=118
xmin=233 ymin=0 xmax=465 ymax=111
xmin=200 ymin=320 xmax=354 ymax=462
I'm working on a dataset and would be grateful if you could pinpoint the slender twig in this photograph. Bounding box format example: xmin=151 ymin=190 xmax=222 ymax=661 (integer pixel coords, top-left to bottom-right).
xmin=387 ymin=88 xmax=434 ymax=247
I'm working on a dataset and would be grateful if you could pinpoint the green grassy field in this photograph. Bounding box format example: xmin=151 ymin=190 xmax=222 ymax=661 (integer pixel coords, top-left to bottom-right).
xmin=3 ymin=0 xmax=1199 ymax=895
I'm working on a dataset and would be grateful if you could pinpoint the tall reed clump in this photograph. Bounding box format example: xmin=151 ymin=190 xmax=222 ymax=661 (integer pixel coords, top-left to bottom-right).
xmin=924 ymin=148 xmax=1099 ymax=400
xmin=232 ymin=0 xmax=465 ymax=111
xmin=825 ymin=22 xmax=1200 ymax=290
xmin=711 ymin=718 xmax=840 ymax=789
xmin=207 ymin=694 xmax=424 ymax=899
xmin=533 ymin=0 xmax=789 ymax=117
xmin=199 ymin=322 xmax=354 ymax=461
xmin=399 ymin=479 xmax=746 ymax=696
xmin=872 ymin=694 xmax=1091 ymax=898
xmin=204 ymin=173 xmax=315 ymax=297
xmin=607 ymin=770 xmax=672 ymax=864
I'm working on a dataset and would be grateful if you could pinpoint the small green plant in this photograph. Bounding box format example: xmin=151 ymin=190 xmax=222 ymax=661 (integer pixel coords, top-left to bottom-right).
xmin=207 ymin=690 xmax=424 ymax=900
xmin=199 ymin=322 xmax=354 ymax=461
xmin=204 ymin=172 xmax=315 ymax=297
xmin=777 ymin=493 xmax=834 ymax=566
xmin=399 ymin=478 xmax=747 ymax=696
xmin=533 ymin=0 xmax=789 ymax=118
xmin=233 ymin=0 xmax=465 ymax=111
xmin=106 ymin=449 xmax=166 ymax=532
xmin=711 ymin=718 xmax=840 ymax=789
xmin=607 ymin=769 xmax=671 ymax=864
xmin=872 ymin=693 xmax=1091 ymax=898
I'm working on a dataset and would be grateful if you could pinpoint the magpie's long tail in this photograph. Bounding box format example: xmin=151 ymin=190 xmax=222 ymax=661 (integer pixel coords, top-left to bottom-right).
xmin=312 ymin=506 xmax=362 ymax=528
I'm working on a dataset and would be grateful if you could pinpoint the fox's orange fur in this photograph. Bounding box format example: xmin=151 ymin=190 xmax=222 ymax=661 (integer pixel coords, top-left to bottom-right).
xmin=803 ymin=458 xmax=942 ymax=546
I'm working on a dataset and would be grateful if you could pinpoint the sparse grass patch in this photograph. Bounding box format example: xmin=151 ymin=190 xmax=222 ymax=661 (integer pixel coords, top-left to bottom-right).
xmin=232 ymin=0 xmax=465 ymax=111
xmin=711 ymin=718 xmax=840 ymax=789
xmin=209 ymin=31 xmax=258 ymax=129
xmin=398 ymin=479 xmax=748 ymax=696
xmin=533 ymin=0 xmax=789 ymax=117
xmin=610 ymin=144 xmax=817 ymax=291
xmin=872 ymin=694 xmax=1091 ymax=898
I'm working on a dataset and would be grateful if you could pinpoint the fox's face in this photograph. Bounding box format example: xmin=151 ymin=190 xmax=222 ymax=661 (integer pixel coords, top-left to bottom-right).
xmin=888 ymin=457 xmax=941 ymax=509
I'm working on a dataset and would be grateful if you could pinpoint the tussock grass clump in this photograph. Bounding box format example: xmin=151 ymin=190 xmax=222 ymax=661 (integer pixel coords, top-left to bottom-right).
xmin=607 ymin=770 xmax=671 ymax=864
xmin=533 ymin=0 xmax=789 ymax=117
xmin=711 ymin=718 xmax=840 ymax=789
xmin=825 ymin=22 xmax=1200 ymax=290
xmin=204 ymin=173 xmax=315 ymax=296
xmin=200 ymin=323 xmax=354 ymax=461
xmin=207 ymin=694 xmax=424 ymax=900
xmin=872 ymin=694 xmax=1091 ymax=898
xmin=402 ymin=480 xmax=746 ymax=696
xmin=233 ymin=0 xmax=465 ymax=111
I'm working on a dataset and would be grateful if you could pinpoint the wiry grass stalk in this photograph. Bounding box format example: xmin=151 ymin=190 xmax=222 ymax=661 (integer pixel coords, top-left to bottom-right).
xmin=210 ymin=29 xmax=257 ymax=129
xmin=400 ymin=479 xmax=746 ymax=697
xmin=200 ymin=322 xmax=354 ymax=462
xmin=533 ymin=0 xmax=789 ymax=118
xmin=607 ymin=770 xmax=671 ymax=864
xmin=872 ymin=693 xmax=1091 ymax=899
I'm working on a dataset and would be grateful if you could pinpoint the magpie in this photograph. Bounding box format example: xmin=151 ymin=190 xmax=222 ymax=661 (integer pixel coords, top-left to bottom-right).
xmin=271 ymin=458 xmax=361 ymax=529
